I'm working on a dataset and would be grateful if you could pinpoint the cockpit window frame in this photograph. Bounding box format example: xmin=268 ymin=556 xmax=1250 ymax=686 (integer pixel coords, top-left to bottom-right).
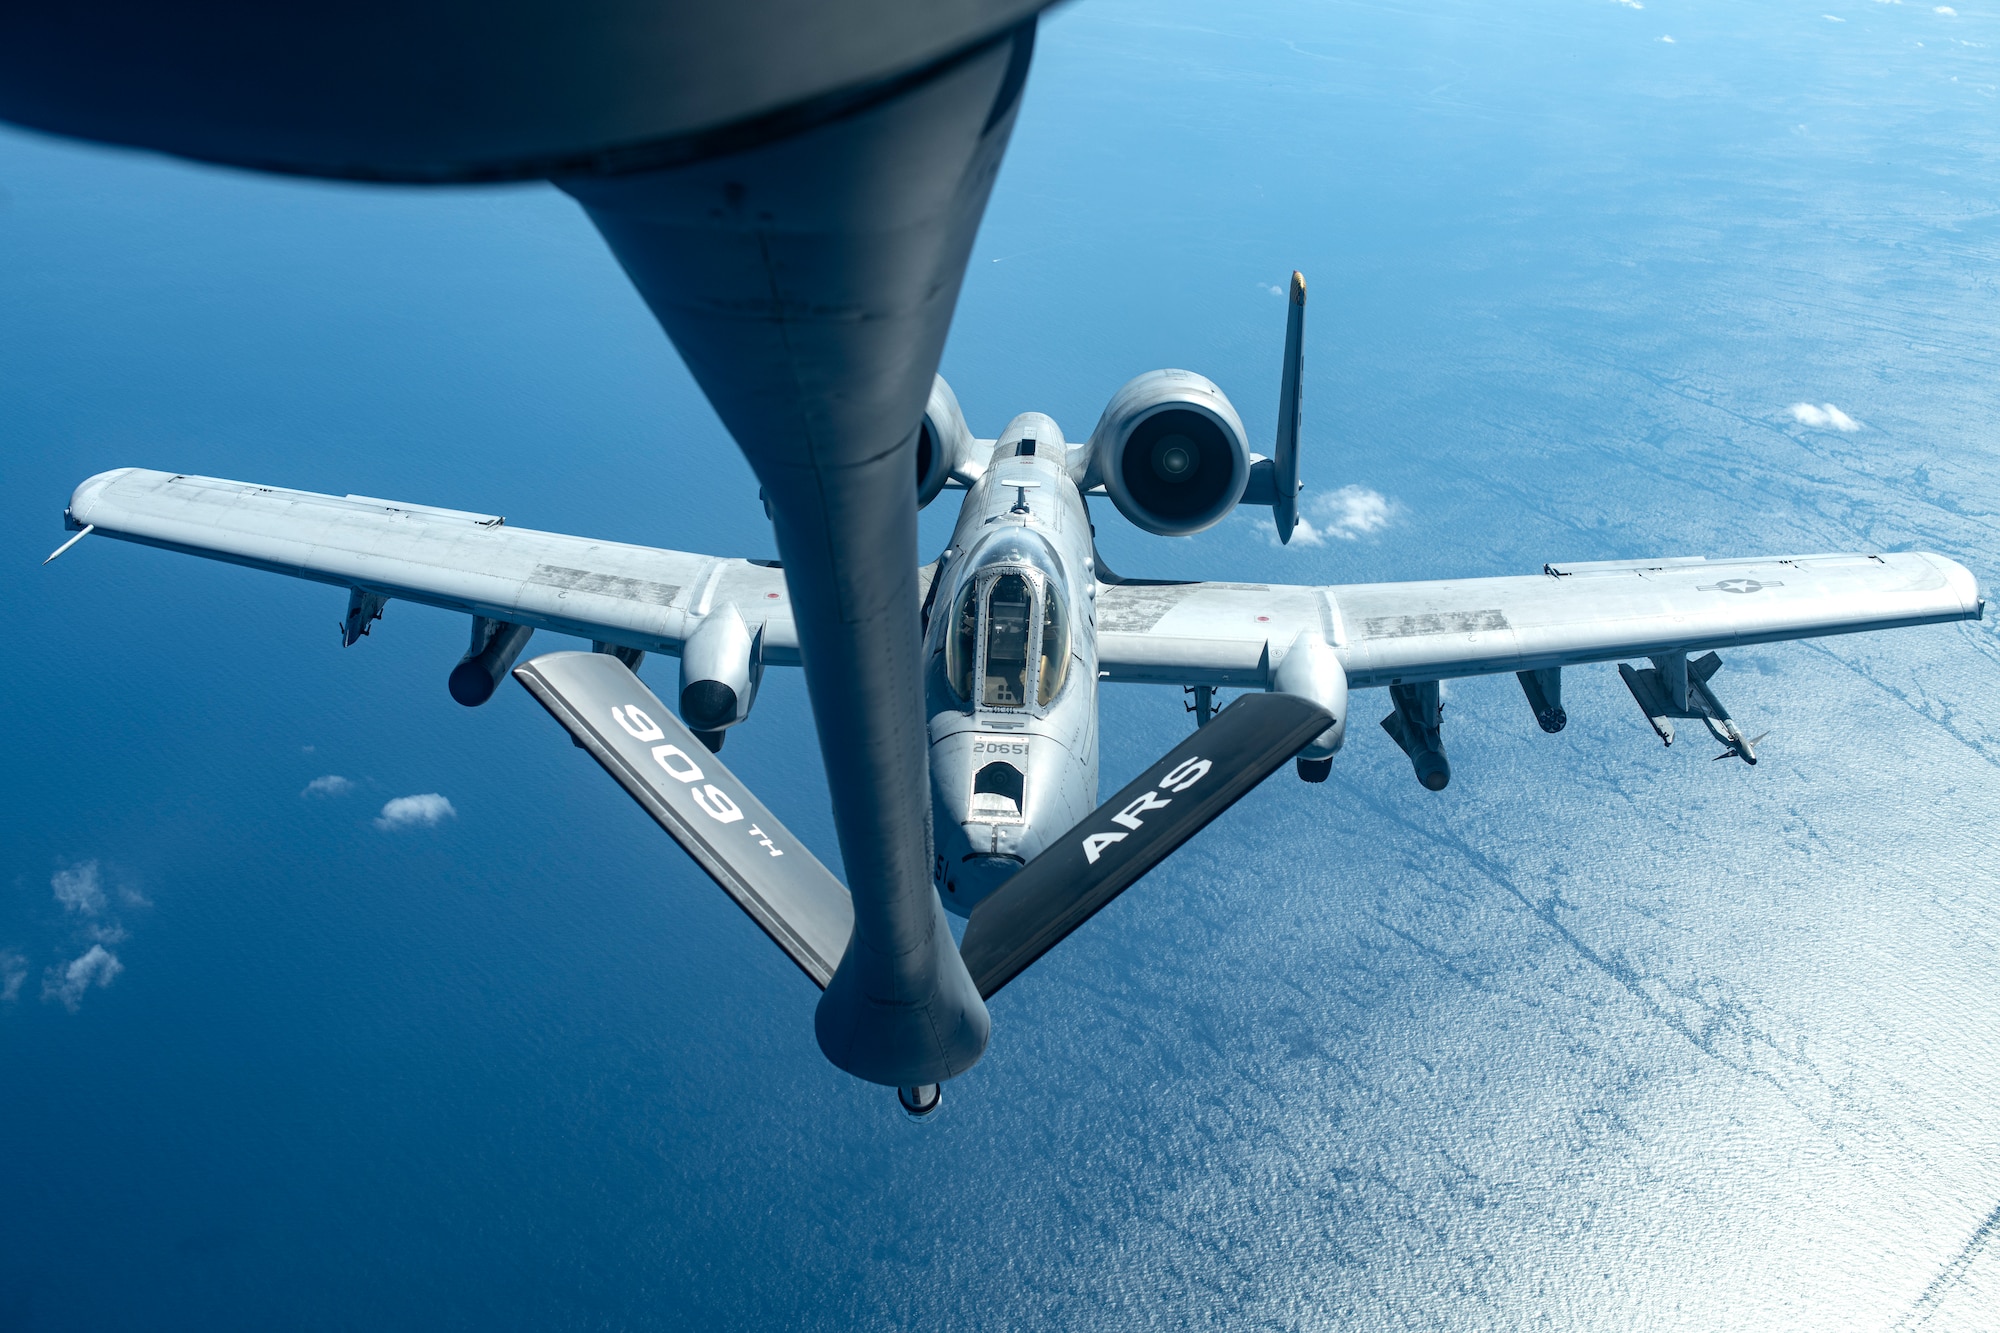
xmin=933 ymin=531 xmax=1075 ymax=715
xmin=942 ymin=567 xmax=1071 ymax=715
xmin=1037 ymin=577 xmax=1070 ymax=707
xmin=944 ymin=578 xmax=978 ymax=702
xmin=980 ymin=570 xmax=1035 ymax=710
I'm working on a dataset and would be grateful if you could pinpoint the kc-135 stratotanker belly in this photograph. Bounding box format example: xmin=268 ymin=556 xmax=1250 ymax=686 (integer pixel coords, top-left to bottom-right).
xmin=50 ymin=273 xmax=1984 ymax=1114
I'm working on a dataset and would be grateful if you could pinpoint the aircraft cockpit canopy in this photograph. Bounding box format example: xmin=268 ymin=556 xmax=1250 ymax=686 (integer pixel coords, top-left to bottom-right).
xmin=943 ymin=538 xmax=1071 ymax=711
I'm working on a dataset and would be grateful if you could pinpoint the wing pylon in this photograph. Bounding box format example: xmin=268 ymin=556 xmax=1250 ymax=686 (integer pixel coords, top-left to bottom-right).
xmin=1618 ymin=650 xmax=1760 ymax=765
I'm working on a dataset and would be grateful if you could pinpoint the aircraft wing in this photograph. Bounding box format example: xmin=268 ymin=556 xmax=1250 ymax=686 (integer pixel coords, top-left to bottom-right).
xmin=62 ymin=468 xmax=1984 ymax=694
xmin=63 ymin=468 xmax=807 ymax=660
xmin=1096 ymin=552 xmax=1983 ymax=688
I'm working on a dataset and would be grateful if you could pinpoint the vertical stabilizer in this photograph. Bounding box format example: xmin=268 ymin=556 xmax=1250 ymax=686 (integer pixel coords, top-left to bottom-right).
xmin=1273 ymin=271 xmax=1306 ymax=543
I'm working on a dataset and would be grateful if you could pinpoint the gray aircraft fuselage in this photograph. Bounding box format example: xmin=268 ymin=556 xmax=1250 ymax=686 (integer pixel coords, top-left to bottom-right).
xmin=923 ymin=413 xmax=1103 ymax=915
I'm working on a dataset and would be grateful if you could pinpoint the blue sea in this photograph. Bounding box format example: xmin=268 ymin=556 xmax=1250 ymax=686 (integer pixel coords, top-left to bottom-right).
xmin=4 ymin=1 xmax=1997 ymax=1327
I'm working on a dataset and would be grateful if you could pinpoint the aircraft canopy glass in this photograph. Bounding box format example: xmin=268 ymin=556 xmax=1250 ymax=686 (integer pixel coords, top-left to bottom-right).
xmin=938 ymin=534 xmax=1074 ymax=710
xmin=982 ymin=573 xmax=1032 ymax=708
xmin=1037 ymin=582 xmax=1070 ymax=706
xmin=946 ymin=581 xmax=978 ymax=700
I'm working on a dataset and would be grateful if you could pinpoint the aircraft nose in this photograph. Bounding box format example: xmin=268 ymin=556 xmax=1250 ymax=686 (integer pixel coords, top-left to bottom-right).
xmin=953 ymin=853 xmax=1023 ymax=908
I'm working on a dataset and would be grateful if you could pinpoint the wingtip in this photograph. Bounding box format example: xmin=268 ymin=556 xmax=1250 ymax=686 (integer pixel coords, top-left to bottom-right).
xmin=1289 ymin=270 xmax=1306 ymax=305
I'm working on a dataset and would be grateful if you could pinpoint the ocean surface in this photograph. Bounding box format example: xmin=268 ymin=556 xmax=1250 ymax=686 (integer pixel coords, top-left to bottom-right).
xmin=3 ymin=1 xmax=1997 ymax=1328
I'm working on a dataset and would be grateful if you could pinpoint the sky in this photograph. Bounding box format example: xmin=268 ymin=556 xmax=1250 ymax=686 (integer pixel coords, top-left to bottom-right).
xmin=3 ymin=1 xmax=1998 ymax=1328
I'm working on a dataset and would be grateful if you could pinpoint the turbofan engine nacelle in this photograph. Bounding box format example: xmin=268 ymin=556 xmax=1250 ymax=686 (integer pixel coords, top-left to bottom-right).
xmin=1088 ymin=370 xmax=1251 ymax=537
xmin=917 ymin=375 xmax=976 ymax=509
xmin=679 ymin=603 xmax=761 ymax=751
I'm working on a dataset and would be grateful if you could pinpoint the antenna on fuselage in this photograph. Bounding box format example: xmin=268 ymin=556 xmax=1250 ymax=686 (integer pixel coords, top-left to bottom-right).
xmin=1003 ymin=478 xmax=1041 ymax=515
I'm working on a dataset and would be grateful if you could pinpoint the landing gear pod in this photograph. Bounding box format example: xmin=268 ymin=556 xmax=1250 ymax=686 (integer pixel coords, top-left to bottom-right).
xmin=449 ymin=617 xmax=533 ymax=706
xmin=1381 ymin=680 xmax=1449 ymax=791
xmin=1271 ymin=631 xmax=1347 ymax=780
xmin=679 ymin=603 xmax=761 ymax=751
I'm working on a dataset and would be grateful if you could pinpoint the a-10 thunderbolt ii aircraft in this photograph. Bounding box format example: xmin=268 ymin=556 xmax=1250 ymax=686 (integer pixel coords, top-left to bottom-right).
xmin=48 ymin=275 xmax=1984 ymax=1114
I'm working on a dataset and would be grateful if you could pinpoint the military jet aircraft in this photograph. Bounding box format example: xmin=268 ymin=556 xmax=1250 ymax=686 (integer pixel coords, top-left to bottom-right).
xmin=47 ymin=274 xmax=1984 ymax=1113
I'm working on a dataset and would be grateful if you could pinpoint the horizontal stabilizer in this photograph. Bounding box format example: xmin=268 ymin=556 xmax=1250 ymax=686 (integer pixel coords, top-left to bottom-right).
xmin=959 ymin=692 xmax=1332 ymax=998
xmin=513 ymin=651 xmax=852 ymax=988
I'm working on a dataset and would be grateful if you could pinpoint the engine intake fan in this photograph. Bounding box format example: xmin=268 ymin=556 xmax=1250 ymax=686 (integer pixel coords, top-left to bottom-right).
xmin=1087 ymin=370 xmax=1250 ymax=536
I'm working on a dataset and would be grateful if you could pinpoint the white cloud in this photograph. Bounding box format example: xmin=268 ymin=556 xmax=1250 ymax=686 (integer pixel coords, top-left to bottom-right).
xmin=1 ymin=951 xmax=26 ymax=1004
xmin=302 ymin=774 xmax=354 ymax=799
xmin=48 ymin=858 xmax=141 ymax=947
xmin=1935 ymin=5 xmax=1957 ymax=14
xmin=1789 ymin=402 xmax=1862 ymax=431
xmin=1824 ymin=13 xmax=1846 ymax=20
xmin=375 ymin=793 xmax=457 ymax=830
xmin=43 ymin=944 xmax=122 ymax=1012
xmin=51 ymin=862 xmax=106 ymax=917
xmin=1615 ymin=0 xmax=1644 ymax=9
xmin=1290 ymin=485 xmax=1399 ymax=546
xmin=37 ymin=862 xmax=143 ymax=1002
xmin=1660 ymin=34 xmax=1676 ymax=42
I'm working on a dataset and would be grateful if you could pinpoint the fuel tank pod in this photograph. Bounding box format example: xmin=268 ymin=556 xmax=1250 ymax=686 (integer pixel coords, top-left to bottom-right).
xmin=449 ymin=616 xmax=534 ymax=706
